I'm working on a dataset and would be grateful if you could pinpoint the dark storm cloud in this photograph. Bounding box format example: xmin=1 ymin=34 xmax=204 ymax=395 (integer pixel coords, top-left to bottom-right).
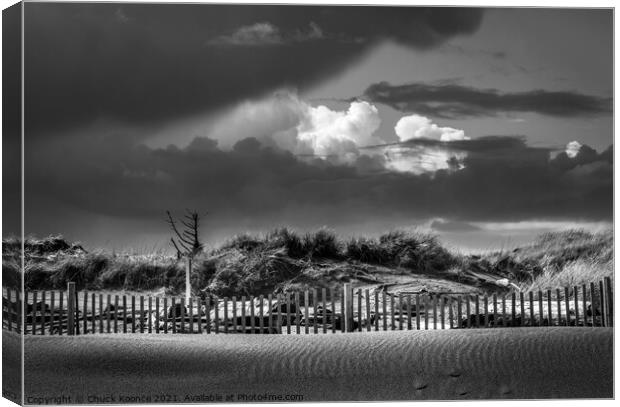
xmin=2 ymin=3 xmax=22 ymax=236
xmin=439 ymin=43 xmax=506 ymax=60
xmin=26 ymin=134 xmax=612 ymax=232
xmin=24 ymin=3 xmax=483 ymax=133
xmin=362 ymin=82 xmax=612 ymax=119
xmin=361 ymin=135 xmax=553 ymax=164
xmin=207 ymin=21 xmax=325 ymax=46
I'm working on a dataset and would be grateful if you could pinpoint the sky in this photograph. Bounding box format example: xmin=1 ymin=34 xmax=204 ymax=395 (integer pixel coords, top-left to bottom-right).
xmin=4 ymin=2 xmax=613 ymax=252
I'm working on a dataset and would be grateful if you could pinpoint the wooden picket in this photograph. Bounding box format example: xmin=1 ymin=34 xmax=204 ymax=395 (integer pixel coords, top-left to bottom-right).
xmin=113 ymin=295 xmax=119 ymax=333
xmin=122 ymin=295 xmax=128 ymax=334
xmin=240 ymin=296 xmax=246 ymax=333
xmin=456 ymin=296 xmax=462 ymax=329
xmin=501 ymin=294 xmax=506 ymax=327
xmin=206 ymin=296 xmax=212 ymax=334
xmin=252 ymin=296 xmax=258 ymax=333
xmin=179 ymin=298 xmax=185 ymax=334
xmin=366 ymin=289 xmax=372 ymax=332
xmin=294 ymin=292 xmax=300 ymax=334
xmin=148 ymin=296 xmax=153 ymax=333
xmin=382 ymin=291 xmax=388 ymax=331
xmin=302 ymin=292 xmax=309 ymax=334
xmin=604 ymin=277 xmax=613 ymax=326
xmin=432 ymin=296 xmax=437 ymax=330
xmin=312 ymin=289 xmax=318 ymax=334
xmin=372 ymin=291 xmax=379 ymax=331
xmin=49 ymin=291 xmax=55 ymax=333
xmin=322 ymin=288 xmax=328 ymax=334
xmin=546 ymin=290 xmax=552 ymax=326
xmin=163 ymin=297 xmax=169 ymax=334
xmin=285 ymin=293 xmax=291 ymax=335
xmin=415 ymin=294 xmax=421 ymax=330
xmin=407 ymin=294 xmax=413 ymax=330
xmin=141 ymin=296 xmax=145 ymax=334
xmin=266 ymin=294 xmax=272 ymax=334
xmin=331 ymin=288 xmax=337 ymax=334
xmin=465 ymin=295 xmax=471 ymax=328
xmin=581 ymin=285 xmax=587 ymax=327
xmin=231 ymin=296 xmax=237 ymax=333
xmin=340 ymin=287 xmax=346 ymax=333
xmin=598 ymin=281 xmax=605 ymax=326
xmin=440 ymin=296 xmax=445 ymax=329
xmin=222 ymin=297 xmax=228 ymax=334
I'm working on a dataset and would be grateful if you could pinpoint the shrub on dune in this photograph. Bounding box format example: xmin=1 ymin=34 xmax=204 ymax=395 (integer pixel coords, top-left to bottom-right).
xmin=122 ymin=261 xmax=169 ymax=290
xmin=1 ymin=236 xmax=21 ymax=256
xmin=346 ymin=237 xmax=390 ymax=264
xmin=221 ymin=233 xmax=264 ymax=252
xmin=302 ymin=229 xmax=342 ymax=260
xmin=346 ymin=230 xmax=457 ymax=274
xmin=97 ymin=261 xmax=128 ymax=289
xmin=204 ymin=248 xmax=302 ymax=297
xmin=2 ymin=258 xmax=20 ymax=288
xmin=217 ymin=228 xmax=342 ymax=260
xmin=24 ymin=263 xmax=54 ymax=289
xmin=383 ymin=231 xmax=457 ymax=273
xmin=87 ymin=253 xmax=181 ymax=291
xmin=266 ymin=228 xmax=305 ymax=258
xmin=190 ymin=256 xmax=218 ymax=292
xmin=23 ymin=253 xmax=108 ymax=289
xmin=49 ymin=253 xmax=109 ymax=289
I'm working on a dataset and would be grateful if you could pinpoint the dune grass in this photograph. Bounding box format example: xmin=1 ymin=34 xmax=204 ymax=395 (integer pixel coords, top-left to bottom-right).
xmin=21 ymin=251 xmax=184 ymax=291
xmin=2 ymin=228 xmax=612 ymax=296
xmin=521 ymin=230 xmax=613 ymax=291
xmin=347 ymin=230 xmax=457 ymax=273
xmin=220 ymin=227 xmax=342 ymax=260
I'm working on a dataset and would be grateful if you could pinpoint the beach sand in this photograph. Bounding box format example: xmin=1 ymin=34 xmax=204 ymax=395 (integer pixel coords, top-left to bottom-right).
xmin=2 ymin=331 xmax=22 ymax=404
xmin=18 ymin=327 xmax=613 ymax=402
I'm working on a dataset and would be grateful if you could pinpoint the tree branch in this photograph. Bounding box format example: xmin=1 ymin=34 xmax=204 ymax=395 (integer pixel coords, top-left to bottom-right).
xmin=166 ymin=209 xmax=205 ymax=257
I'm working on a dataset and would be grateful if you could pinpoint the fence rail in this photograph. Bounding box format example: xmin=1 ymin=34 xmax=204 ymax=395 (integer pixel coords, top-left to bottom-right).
xmin=3 ymin=278 xmax=613 ymax=335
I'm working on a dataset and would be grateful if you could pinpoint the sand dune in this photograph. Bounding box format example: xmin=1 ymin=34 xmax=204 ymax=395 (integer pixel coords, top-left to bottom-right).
xmin=21 ymin=327 xmax=612 ymax=402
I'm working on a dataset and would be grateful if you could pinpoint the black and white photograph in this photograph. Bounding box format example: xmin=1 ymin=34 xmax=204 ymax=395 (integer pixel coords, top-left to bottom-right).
xmin=1 ymin=0 xmax=615 ymax=404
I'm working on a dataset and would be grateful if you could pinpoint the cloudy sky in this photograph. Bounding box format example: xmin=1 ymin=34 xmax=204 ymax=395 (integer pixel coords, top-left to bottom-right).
xmin=8 ymin=2 xmax=613 ymax=252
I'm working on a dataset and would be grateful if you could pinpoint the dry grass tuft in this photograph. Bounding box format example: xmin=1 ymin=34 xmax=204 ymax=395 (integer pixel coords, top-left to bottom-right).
xmin=347 ymin=230 xmax=458 ymax=274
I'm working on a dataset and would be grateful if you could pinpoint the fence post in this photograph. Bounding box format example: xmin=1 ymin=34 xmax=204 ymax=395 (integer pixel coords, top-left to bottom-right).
xmin=67 ymin=282 xmax=76 ymax=336
xmin=186 ymin=256 xmax=192 ymax=304
xmin=604 ymin=277 xmax=613 ymax=327
xmin=343 ymin=283 xmax=354 ymax=332
xmin=599 ymin=281 xmax=606 ymax=327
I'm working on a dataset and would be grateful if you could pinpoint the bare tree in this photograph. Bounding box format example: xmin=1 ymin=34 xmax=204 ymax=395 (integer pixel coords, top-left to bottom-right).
xmin=166 ymin=210 xmax=205 ymax=259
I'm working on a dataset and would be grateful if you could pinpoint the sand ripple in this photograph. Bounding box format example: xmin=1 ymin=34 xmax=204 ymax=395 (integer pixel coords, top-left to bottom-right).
xmin=22 ymin=327 xmax=612 ymax=401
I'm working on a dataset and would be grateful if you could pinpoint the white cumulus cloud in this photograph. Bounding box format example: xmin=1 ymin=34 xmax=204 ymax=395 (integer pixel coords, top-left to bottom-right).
xmin=394 ymin=114 xmax=468 ymax=142
xmin=296 ymin=101 xmax=383 ymax=160
xmin=565 ymin=140 xmax=582 ymax=158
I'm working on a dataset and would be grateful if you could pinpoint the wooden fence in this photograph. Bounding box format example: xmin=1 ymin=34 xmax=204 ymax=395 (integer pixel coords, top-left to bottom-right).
xmin=3 ymin=278 xmax=613 ymax=335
